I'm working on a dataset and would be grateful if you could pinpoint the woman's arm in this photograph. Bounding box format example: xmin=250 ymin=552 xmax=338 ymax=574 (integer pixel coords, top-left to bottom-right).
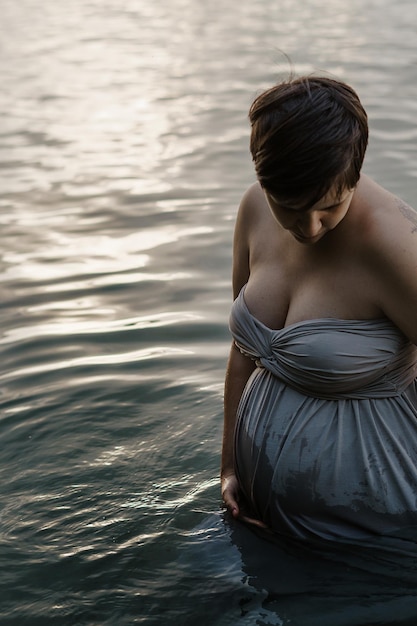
xmin=364 ymin=188 xmax=417 ymax=345
xmin=221 ymin=342 xmax=256 ymax=517
xmin=221 ymin=184 xmax=268 ymax=525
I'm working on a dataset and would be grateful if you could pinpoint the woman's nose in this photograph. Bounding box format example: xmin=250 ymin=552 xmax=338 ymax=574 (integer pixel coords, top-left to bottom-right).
xmin=298 ymin=211 xmax=322 ymax=237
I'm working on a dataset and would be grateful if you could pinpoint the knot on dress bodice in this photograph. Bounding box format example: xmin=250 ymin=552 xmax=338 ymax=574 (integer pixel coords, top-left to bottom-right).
xmin=229 ymin=285 xmax=417 ymax=399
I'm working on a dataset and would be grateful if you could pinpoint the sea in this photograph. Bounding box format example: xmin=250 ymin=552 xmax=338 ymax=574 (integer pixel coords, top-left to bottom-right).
xmin=2 ymin=0 xmax=417 ymax=624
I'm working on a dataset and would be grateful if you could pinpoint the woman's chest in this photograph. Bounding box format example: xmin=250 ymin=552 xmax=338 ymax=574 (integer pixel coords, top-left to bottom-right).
xmin=247 ymin=232 xmax=382 ymax=329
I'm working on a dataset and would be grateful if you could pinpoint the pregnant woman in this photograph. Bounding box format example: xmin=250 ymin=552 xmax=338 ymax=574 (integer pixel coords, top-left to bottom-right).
xmin=221 ymin=75 xmax=417 ymax=545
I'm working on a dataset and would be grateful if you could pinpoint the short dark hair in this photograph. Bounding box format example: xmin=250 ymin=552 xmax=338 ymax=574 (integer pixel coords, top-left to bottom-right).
xmin=249 ymin=75 xmax=369 ymax=206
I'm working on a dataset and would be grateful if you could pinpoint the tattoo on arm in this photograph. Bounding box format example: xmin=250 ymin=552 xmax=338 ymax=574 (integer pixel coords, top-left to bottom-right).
xmin=398 ymin=199 xmax=417 ymax=233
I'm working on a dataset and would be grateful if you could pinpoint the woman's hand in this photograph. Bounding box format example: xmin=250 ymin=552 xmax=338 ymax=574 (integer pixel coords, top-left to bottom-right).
xmin=221 ymin=472 xmax=241 ymax=519
xmin=221 ymin=472 xmax=269 ymax=530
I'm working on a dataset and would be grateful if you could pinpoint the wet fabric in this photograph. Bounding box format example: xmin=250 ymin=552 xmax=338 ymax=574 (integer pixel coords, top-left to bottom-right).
xmin=230 ymin=284 xmax=417 ymax=543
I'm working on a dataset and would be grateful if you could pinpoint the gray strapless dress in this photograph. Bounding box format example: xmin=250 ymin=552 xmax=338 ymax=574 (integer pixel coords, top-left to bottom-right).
xmin=230 ymin=284 xmax=417 ymax=543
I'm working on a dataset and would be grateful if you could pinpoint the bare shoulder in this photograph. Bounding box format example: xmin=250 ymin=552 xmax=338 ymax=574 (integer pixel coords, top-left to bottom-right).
xmin=356 ymin=176 xmax=417 ymax=344
xmin=358 ymin=176 xmax=417 ymax=259
xmin=232 ymin=182 xmax=280 ymax=297
xmin=236 ymin=182 xmax=269 ymax=223
xmin=233 ymin=181 xmax=272 ymax=256
xmin=232 ymin=183 xmax=263 ymax=296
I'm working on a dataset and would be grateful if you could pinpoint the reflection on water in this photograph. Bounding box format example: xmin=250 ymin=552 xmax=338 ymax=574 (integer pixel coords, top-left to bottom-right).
xmin=2 ymin=0 xmax=417 ymax=623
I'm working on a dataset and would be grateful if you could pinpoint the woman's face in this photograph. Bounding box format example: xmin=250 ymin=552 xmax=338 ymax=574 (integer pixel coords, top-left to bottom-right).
xmin=265 ymin=185 xmax=355 ymax=244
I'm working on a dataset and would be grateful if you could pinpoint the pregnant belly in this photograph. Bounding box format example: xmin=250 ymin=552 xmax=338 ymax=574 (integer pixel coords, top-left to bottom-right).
xmin=234 ymin=368 xmax=417 ymax=541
